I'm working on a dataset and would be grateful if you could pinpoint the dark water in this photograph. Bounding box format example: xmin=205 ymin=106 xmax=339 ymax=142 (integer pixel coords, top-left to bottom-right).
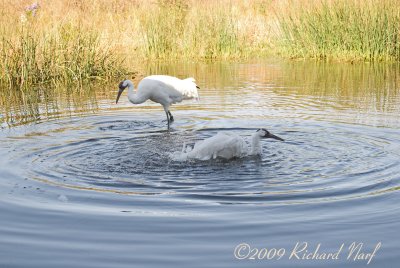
xmin=0 ymin=59 xmax=399 ymax=267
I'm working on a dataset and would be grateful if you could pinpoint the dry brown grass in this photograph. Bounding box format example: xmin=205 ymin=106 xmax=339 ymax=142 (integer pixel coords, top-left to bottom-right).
xmin=1 ymin=0 xmax=399 ymax=89
xmin=1 ymin=0 xmax=280 ymax=60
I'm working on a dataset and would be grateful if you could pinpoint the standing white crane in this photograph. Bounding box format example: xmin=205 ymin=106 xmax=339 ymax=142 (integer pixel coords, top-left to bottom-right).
xmin=171 ymin=128 xmax=284 ymax=161
xmin=116 ymin=75 xmax=200 ymax=129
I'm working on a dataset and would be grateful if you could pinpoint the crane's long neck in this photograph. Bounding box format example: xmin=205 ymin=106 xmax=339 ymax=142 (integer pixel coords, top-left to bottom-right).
xmin=126 ymin=80 xmax=146 ymax=104
xmin=250 ymin=133 xmax=262 ymax=155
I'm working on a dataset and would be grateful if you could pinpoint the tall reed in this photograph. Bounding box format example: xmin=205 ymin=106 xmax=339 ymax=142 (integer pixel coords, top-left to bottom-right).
xmin=0 ymin=2 xmax=126 ymax=90
xmin=1 ymin=25 xmax=125 ymax=89
xmin=2 ymin=0 xmax=400 ymax=92
xmin=137 ymin=0 xmax=254 ymax=59
xmin=277 ymin=0 xmax=400 ymax=61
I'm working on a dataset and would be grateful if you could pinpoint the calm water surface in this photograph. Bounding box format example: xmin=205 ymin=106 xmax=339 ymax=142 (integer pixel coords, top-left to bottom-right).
xmin=0 ymin=59 xmax=399 ymax=267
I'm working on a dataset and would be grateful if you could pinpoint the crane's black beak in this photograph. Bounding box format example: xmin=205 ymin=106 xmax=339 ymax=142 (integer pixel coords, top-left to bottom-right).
xmin=116 ymin=88 xmax=124 ymax=104
xmin=116 ymin=81 xmax=127 ymax=104
xmin=265 ymin=132 xmax=284 ymax=141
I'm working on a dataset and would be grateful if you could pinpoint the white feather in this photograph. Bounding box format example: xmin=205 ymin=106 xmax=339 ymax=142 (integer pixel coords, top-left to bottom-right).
xmin=141 ymin=75 xmax=199 ymax=101
xmin=117 ymin=75 xmax=200 ymax=129
xmin=170 ymin=129 xmax=284 ymax=161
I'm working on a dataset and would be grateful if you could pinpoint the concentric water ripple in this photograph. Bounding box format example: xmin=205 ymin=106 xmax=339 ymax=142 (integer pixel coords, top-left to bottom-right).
xmin=1 ymin=60 xmax=400 ymax=268
xmin=6 ymin=114 xmax=395 ymax=205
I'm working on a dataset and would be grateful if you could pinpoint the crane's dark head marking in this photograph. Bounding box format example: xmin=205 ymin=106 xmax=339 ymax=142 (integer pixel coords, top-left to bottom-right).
xmin=116 ymin=80 xmax=128 ymax=104
xmin=119 ymin=80 xmax=128 ymax=90
xmin=257 ymin=128 xmax=269 ymax=136
xmin=257 ymin=128 xmax=284 ymax=141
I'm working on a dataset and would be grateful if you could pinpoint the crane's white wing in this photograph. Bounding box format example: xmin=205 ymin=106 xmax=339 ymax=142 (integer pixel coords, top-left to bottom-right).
xmin=188 ymin=132 xmax=246 ymax=160
xmin=141 ymin=75 xmax=199 ymax=101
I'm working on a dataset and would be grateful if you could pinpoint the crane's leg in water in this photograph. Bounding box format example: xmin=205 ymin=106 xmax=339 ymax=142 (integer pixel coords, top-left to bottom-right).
xmin=168 ymin=111 xmax=174 ymax=122
xmin=164 ymin=110 xmax=170 ymax=130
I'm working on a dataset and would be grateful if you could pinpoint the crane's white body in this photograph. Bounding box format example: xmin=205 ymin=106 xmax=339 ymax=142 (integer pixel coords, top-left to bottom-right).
xmin=126 ymin=75 xmax=199 ymax=106
xmin=186 ymin=132 xmax=249 ymax=160
xmin=171 ymin=129 xmax=283 ymax=161
xmin=117 ymin=75 xmax=199 ymax=129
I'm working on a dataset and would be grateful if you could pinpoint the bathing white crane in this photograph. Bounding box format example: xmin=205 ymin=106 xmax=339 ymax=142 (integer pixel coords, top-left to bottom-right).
xmin=116 ymin=75 xmax=200 ymax=129
xmin=172 ymin=128 xmax=284 ymax=161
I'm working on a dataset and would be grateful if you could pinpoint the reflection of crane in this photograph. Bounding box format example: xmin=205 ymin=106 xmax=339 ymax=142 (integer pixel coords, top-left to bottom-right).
xmin=116 ymin=75 xmax=200 ymax=129
xmin=174 ymin=129 xmax=284 ymax=161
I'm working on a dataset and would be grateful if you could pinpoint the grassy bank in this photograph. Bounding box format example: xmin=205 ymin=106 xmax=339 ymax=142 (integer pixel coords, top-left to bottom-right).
xmin=1 ymin=0 xmax=400 ymax=90
xmin=0 ymin=0 xmax=280 ymax=90
xmin=277 ymin=0 xmax=400 ymax=61
xmin=1 ymin=24 xmax=124 ymax=89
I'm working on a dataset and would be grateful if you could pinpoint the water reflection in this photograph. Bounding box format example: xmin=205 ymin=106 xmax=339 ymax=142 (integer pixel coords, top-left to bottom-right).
xmin=0 ymin=82 xmax=111 ymax=127
xmin=144 ymin=59 xmax=400 ymax=113
xmin=1 ymin=59 xmax=399 ymax=127
xmin=144 ymin=60 xmax=400 ymax=128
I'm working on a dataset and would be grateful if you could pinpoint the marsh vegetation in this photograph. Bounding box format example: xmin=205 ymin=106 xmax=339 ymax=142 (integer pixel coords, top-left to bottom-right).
xmin=278 ymin=0 xmax=400 ymax=61
xmin=1 ymin=0 xmax=400 ymax=90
